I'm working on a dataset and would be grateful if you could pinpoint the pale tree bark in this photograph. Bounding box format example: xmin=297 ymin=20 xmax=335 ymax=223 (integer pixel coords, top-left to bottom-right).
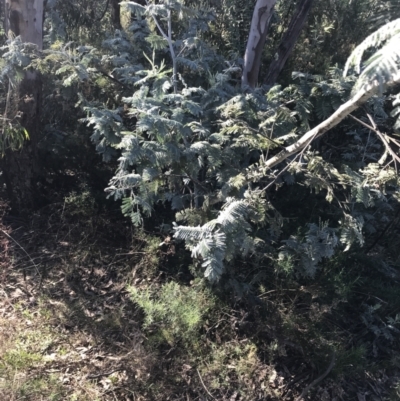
xmin=264 ymin=0 xmax=314 ymax=86
xmin=259 ymin=73 xmax=400 ymax=172
xmin=3 ymin=0 xmax=43 ymax=210
xmin=242 ymin=0 xmax=277 ymax=90
xmin=5 ymin=0 xmax=43 ymax=48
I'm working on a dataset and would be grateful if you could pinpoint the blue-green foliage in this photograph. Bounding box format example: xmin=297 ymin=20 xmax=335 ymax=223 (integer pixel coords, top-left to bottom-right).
xmin=48 ymin=2 xmax=400 ymax=282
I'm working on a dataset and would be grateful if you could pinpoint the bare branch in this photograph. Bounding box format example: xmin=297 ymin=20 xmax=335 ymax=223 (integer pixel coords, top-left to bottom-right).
xmin=257 ymin=73 xmax=400 ymax=173
xmin=349 ymin=113 xmax=400 ymax=168
xmin=145 ymin=1 xmax=177 ymax=93
xmin=294 ymin=352 xmax=336 ymax=401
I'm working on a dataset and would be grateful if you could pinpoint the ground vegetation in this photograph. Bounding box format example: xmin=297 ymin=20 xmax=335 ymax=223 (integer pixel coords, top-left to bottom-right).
xmin=0 ymin=1 xmax=400 ymax=400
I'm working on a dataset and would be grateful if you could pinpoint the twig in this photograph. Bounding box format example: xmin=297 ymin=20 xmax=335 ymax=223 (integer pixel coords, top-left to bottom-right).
xmin=96 ymin=69 xmax=130 ymax=90
xmin=115 ymin=252 xmax=148 ymax=256
xmin=261 ymin=146 xmax=306 ymax=192
xmin=353 ymin=291 xmax=388 ymax=304
xmin=0 ymin=229 xmax=40 ymax=277
xmin=349 ymin=113 xmax=400 ymax=169
xmin=294 ymin=352 xmax=336 ymax=401
xmin=145 ymin=0 xmax=177 ymax=93
xmin=366 ymin=112 xmax=400 ymax=170
xmin=196 ymin=368 xmax=215 ymax=400
xmin=87 ymin=368 xmax=123 ymax=380
xmin=283 ymin=371 xmax=310 ymax=396
xmin=261 ymin=125 xmax=322 ymax=193
xmin=96 ymin=0 xmax=110 ymax=22
xmin=167 ymin=9 xmax=177 ymax=93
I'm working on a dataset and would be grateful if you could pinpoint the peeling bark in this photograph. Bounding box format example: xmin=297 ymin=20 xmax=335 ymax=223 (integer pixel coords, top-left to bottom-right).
xmin=242 ymin=0 xmax=277 ymax=90
xmin=264 ymin=0 xmax=314 ymax=86
xmin=4 ymin=0 xmax=43 ymax=210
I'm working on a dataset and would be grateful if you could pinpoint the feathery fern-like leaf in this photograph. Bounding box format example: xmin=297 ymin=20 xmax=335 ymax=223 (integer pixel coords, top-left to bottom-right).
xmin=344 ymin=18 xmax=400 ymax=76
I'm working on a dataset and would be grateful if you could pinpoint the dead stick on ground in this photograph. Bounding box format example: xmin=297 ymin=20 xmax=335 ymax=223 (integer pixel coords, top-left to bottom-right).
xmin=294 ymin=352 xmax=336 ymax=401
xmin=87 ymin=368 xmax=123 ymax=380
xmin=197 ymin=368 xmax=215 ymax=400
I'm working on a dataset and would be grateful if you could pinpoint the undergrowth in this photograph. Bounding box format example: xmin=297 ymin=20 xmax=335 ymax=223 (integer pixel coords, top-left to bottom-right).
xmin=0 ymin=188 xmax=399 ymax=400
xmin=129 ymin=281 xmax=215 ymax=347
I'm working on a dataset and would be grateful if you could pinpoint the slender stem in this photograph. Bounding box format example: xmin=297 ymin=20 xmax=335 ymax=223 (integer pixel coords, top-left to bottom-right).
xmin=96 ymin=0 xmax=110 ymax=22
xmin=167 ymin=10 xmax=177 ymax=93
xmin=146 ymin=1 xmax=177 ymax=93
xmin=96 ymin=69 xmax=130 ymax=90
xmin=0 ymin=229 xmax=40 ymax=277
xmin=294 ymin=352 xmax=336 ymax=401
xmin=349 ymin=113 xmax=400 ymax=167
xmin=196 ymin=368 xmax=215 ymax=400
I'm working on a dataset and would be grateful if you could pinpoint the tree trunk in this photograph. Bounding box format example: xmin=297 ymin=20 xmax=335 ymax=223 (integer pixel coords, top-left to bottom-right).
xmin=5 ymin=0 xmax=43 ymax=48
xmin=242 ymin=0 xmax=277 ymax=90
xmin=264 ymin=0 xmax=314 ymax=86
xmin=4 ymin=0 xmax=43 ymax=210
xmin=110 ymin=0 xmax=122 ymax=30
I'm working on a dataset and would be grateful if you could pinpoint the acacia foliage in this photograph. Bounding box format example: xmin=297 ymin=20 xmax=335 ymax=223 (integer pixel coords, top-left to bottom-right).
xmin=2 ymin=0 xmax=400 ymax=284
xmin=1 ymin=3 xmax=400 ymax=400
xmin=55 ymin=2 xmax=399 ymax=282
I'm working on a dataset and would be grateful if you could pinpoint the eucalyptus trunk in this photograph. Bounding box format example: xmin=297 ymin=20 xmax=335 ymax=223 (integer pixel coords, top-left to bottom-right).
xmin=264 ymin=0 xmax=314 ymax=86
xmin=4 ymin=0 xmax=43 ymax=210
xmin=242 ymin=0 xmax=277 ymax=90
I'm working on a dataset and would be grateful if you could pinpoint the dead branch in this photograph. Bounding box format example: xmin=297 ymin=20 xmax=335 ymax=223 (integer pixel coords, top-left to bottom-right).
xmin=259 ymin=73 xmax=400 ymax=172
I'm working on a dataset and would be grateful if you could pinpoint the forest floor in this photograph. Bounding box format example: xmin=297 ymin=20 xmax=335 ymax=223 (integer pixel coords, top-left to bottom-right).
xmin=0 ymin=192 xmax=399 ymax=401
xmin=0 ymin=194 xmax=157 ymax=401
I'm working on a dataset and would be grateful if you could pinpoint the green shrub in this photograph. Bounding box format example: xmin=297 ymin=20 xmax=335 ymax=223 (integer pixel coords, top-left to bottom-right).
xmin=129 ymin=281 xmax=214 ymax=346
